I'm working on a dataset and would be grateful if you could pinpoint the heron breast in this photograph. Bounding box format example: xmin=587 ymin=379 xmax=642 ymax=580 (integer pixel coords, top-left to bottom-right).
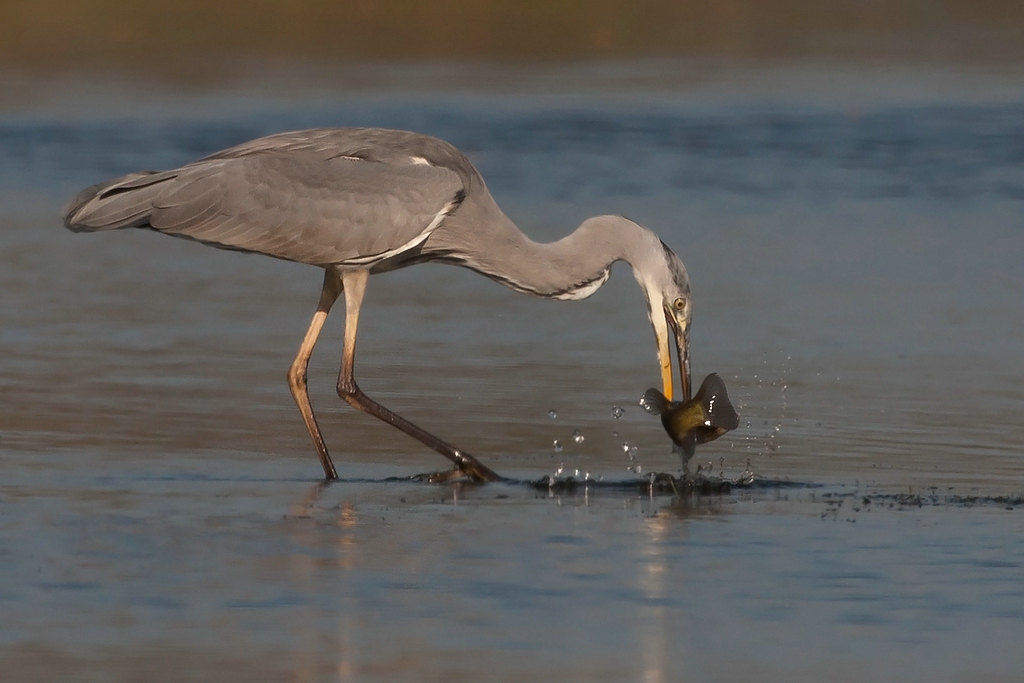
xmin=550 ymin=269 xmax=611 ymax=301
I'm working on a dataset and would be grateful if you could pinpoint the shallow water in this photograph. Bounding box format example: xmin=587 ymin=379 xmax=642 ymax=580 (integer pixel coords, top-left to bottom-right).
xmin=2 ymin=66 xmax=1023 ymax=681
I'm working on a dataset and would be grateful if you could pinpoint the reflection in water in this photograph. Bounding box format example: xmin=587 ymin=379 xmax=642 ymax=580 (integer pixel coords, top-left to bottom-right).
xmin=286 ymin=481 xmax=361 ymax=682
xmin=336 ymin=502 xmax=359 ymax=683
xmin=288 ymin=480 xmax=332 ymax=519
xmin=638 ymin=512 xmax=671 ymax=683
xmin=288 ymin=492 xmax=321 ymax=683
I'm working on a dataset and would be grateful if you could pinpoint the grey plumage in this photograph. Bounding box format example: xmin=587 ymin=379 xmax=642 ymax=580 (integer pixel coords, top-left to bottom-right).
xmin=65 ymin=128 xmax=467 ymax=267
xmin=64 ymin=127 xmax=694 ymax=482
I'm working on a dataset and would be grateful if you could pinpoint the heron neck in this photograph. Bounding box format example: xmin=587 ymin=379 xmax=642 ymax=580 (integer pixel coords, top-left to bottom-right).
xmin=426 ymin=203 xmax=662 ymax=300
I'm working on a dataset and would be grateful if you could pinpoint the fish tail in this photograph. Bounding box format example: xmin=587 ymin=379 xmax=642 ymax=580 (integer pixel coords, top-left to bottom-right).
xmin=693 ymin=372 xmax=740 ymax=430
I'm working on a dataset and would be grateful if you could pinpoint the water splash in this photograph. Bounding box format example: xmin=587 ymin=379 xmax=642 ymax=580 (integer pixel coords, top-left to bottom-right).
xmin=547 ymin=409 xmax=558 ymax=419
xmin=732 ymin=354 xmax=791 ymax=464
xmin=611 ymin=405 xmax=624 ymax=419
xmin=738 ymin=458 xmax=756 ymax=485
xmin=571 ymin=429 xmax=585 ymax=444
xmin=543 ymin=463 xmax=596 ymax=491
xmin=552 ymin=439 xmax=563 ymax=453
xmin=622 ymin=441 xmax=641 ymax=473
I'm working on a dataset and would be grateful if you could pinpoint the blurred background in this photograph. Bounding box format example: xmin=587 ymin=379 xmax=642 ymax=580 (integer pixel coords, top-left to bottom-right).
xmin=3 ymin=0 xmax=1024 ymax=101
xmin=2 ymin=3 xmax=1024 ymax=682
xmin=2 ymin=0 xmax=1024 ymax=71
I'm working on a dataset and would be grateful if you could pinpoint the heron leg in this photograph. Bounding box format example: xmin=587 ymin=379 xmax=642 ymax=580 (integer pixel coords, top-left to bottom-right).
xmin=287 ymin=266 xmax=344 ymax=480
xmin=336 ymin=269 xmax=502 ymax=483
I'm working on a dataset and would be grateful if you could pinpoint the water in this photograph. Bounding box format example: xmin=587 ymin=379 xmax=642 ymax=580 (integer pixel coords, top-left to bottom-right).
xmin=2 ymin=65 xmax=1024 ymax=681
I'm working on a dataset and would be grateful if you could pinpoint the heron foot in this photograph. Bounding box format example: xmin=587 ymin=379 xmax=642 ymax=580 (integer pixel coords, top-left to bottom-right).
xmin=411 ymin=468 xmax=469 ymax=484
xmin=337 ymin=382 xmax=503 ymax=482
xmin=451 ymin=454 xmax=503 ymax=483
xmin=412 ymin=462 xmax=503 ymax=484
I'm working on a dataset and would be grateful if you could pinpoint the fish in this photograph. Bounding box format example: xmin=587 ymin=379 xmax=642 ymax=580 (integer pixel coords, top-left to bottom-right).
xmin=640 ymin=372 xmax=740 ymax=463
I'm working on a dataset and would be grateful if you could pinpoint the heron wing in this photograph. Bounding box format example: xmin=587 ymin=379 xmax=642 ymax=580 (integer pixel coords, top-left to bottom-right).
xmin=146 ymin=150 xmax=464 ymax=266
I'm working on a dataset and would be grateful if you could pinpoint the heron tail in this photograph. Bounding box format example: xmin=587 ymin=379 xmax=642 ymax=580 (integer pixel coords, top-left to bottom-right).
xmin=62 ymin=171 xmax=176 ymax=232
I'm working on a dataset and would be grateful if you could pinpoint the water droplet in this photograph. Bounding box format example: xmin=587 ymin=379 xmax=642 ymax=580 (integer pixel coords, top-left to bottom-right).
xmin=547 ymin=409 xmax=558 ymax=419
xmin=625 ymin=443 xmax=641 ymax=474
xmin=572 ymin=429 xmax=584 ymax=444
xmin=739 ymin=464 xmax=755 ymax=485
xmin=611 ymin=406 xmax=624 ymax=419
xmin=553 ymin=439 xmax=563 ymax=452
xmin=612 ymin=430 xmax=619 ymax=437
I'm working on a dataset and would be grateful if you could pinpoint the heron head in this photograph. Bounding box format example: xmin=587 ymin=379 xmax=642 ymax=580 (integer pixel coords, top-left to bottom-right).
xmin=638 ymin=241 xmax=691 ymax=402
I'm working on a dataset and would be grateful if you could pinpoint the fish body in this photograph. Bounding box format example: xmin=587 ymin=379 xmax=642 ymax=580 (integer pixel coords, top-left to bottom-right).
xmin=641 ymin=372 xmax=740 ymax=463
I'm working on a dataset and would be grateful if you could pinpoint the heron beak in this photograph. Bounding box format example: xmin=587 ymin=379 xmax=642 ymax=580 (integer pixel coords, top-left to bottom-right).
xmin=659 ymin=304 xmax=691 ymax=402
xmin=657 ymin=321 xmax=674 ymax=402
xmin=678 ymin=325 xmax=691 ymax=402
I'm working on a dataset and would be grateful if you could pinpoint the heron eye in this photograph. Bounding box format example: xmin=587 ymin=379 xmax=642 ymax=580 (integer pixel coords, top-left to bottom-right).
xmin=673 ymin=297 xmax=686 ymax=311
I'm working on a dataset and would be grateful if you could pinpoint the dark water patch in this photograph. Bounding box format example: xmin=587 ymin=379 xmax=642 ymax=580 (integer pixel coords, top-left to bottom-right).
xmin=369 ymin=473 xmax=1024 ymax=513
xmin=386 ymin=471 xmax=815 ymax=497
xmin=221 ymin=595 xmax=310 ymax=610
xmin=38 ymin=581 xmax=101 ymax=592
xmin=531 ymin=472 xmax=754 ymax=495
xmin=817 ymin=489 xmax=1024 ymax=511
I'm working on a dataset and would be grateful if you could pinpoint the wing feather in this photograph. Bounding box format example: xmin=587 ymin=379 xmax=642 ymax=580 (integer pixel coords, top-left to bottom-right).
xmin=146 ymin=151 xmax=463 ymax=266
xmin=65 ymin=129 xmax=472 ymax=268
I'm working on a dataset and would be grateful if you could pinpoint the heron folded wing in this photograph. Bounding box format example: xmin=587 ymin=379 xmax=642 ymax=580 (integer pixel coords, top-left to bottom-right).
xmin=147 ymin=151 xmax=464 ymax=267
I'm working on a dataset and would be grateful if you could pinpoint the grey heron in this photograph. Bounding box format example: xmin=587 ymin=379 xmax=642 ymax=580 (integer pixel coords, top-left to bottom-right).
xmin=63 ymin=127 xmax=692 ymax=483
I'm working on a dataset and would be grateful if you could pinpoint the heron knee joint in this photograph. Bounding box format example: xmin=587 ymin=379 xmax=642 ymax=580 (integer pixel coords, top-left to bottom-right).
xmin=287 ymin=364 xmax=307 ymax=390
xmin=337 ymin=379 xmax=358 ymax=399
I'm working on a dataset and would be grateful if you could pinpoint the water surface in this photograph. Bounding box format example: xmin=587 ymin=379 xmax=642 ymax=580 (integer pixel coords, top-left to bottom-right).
xmin=1 ymin=66 xmax=1023 ymax=681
